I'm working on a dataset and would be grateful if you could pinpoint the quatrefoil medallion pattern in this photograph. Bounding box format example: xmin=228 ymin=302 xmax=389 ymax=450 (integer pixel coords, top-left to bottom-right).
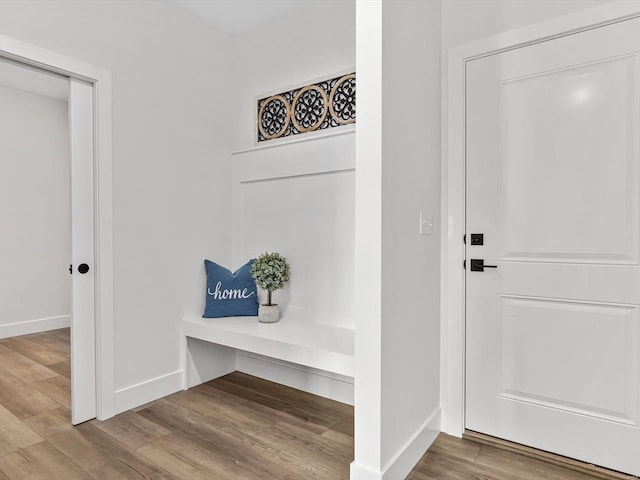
xmin=257 ymin=72 xmax=356 ymax=142
xmin=292 ymin=85 xmax=328 ymax=133
xmin=329 ymin=74 xmax=356 ymax=125
xmin=257 ymin=95 xmax=291 ymax=140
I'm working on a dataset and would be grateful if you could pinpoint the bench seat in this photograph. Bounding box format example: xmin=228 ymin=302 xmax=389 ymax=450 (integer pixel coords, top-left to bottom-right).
xmin=182 ymin=315 xmax=354 ymax=378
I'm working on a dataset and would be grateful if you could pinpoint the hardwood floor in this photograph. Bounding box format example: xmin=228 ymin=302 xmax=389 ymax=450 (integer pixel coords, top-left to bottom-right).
xmin=0 ymin=328 xmax=624 ymax=479
xmin=0 ymin=328 xmax=354 ymax=479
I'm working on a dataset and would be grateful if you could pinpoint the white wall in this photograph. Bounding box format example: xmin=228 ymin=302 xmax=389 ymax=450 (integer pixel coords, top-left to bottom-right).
xmin=439 ymin=0 xmax=616 ymax=435
xmin=232 ymin=142 xmax=356 ymax=328
xmin=353 ymin=1 xmax=383 ymax=476
xmin=441 ymin=0 xmax=612 ymax=49
xmin=0 ymin=84 xmax=70 ymax=338
xmin=381 ymin=0 xmax=442 ymax=474
xmin=223 ymin=0 xmax=356 ymax=401
xmin=230 ymin=0 xmax=356 ymax=326
xmin=0 ymin=1 xmax=233 ymax=409
xmin=231 ymin=0 xmax=356 ymax=150
xmin=353 ymin=1 xmax=442 ymax=478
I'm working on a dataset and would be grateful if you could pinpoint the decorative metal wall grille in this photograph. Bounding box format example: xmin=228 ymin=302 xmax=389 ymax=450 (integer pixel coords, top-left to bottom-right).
xmin=257 ymin=72 xmax=356 ymax=142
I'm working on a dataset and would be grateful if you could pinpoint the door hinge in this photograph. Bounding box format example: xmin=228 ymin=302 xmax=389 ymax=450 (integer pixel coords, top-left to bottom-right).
xmin=463 ymin=234 xmax=466 ymax=244
xmin=463 ymin=259 xmax=466 ymax=270
xmin=69 ymin=264 xmax=72 ymax=275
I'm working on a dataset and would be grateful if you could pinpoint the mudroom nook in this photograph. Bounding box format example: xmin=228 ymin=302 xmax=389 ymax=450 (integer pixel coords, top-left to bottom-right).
xmin=183 ymin=111 xmax=357 ymax=404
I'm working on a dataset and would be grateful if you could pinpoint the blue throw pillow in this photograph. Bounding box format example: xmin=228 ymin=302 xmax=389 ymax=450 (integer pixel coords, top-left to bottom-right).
xmin=203 ymin=259 xmax=258 ymax=318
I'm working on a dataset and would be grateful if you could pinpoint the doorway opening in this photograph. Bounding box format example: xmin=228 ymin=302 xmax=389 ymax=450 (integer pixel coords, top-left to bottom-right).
xmin=0 ymin=58 xmax=75 ymax=422
xmin=444 ymin=3 xmax=640 ymax=478
xmin=0 ymin=35 xmax=114 ymax=422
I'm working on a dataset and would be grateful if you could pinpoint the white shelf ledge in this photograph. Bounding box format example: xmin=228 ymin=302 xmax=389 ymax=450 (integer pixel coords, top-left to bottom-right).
xmin=182 ymin=315 xmax=354 ymax=378
xmin=231 ymin=125 xmax=355 ymax=155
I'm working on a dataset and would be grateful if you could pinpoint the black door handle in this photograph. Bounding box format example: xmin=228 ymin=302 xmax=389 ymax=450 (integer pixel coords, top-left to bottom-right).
xmin=470 ymin=259 xmax=498 ymax=272
xmin=78 ymin=263 xmax=90 ymax=274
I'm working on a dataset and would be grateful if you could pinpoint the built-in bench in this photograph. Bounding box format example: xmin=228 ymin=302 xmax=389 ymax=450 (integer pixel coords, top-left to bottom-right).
xmin=182 ymin=312 xmax=354 ymax=402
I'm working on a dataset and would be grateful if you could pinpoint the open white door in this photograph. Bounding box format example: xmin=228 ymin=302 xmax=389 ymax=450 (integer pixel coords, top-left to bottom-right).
xmin=69 ymin=78 xmax=96 ymax=424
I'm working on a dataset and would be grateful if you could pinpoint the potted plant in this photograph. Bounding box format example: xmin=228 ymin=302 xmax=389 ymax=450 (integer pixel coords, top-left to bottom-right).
xmin=251 ymin=252 xmax=290 ymax=323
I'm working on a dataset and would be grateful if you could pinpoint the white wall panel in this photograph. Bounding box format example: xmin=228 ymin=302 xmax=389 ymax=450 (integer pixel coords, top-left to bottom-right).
xmin=239 ymin=170 xmax=355 ymax=328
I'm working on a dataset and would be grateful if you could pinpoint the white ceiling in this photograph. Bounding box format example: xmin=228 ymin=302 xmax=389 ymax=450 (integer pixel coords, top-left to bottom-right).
xmin=174 ymin=0 xmax=313 ymax=37
xmin=0 ymin=1 xmax=316 ymax=99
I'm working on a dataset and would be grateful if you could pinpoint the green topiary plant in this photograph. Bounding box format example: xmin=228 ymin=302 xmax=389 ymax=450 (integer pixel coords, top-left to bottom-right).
xmin=251 ymin=252 xmax=290 ymax=306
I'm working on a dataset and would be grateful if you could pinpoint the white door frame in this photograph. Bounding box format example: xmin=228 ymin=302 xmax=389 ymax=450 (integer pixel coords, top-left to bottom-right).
xmin=441 ymin=1 xmax=640 ymax=437
xmin=0 ymin=34 xmax=115 ymax=420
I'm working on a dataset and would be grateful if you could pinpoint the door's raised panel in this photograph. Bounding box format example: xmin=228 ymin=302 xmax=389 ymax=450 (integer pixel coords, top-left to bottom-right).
xmin=498 ymin=56 xmax=639 ymax=264
xmin=498 ymin=296 xmax=639 ymax=425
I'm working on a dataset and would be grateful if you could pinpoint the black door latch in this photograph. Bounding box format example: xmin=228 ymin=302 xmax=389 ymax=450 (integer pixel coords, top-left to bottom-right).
xmin=470 ymin=259 xmax=498 ymax=272
xmin=69 ymin=264 xmax=90 ymax=274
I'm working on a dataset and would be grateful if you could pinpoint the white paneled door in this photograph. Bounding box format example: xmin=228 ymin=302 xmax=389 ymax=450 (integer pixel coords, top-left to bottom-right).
xmin=465 ymin=18 xmax=640 ymax=475
xmin=69 ymin=78 xmax=96 ymax=425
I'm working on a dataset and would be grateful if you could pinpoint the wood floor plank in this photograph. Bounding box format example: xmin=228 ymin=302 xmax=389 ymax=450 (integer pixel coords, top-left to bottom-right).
xmin=22 ymin=329 xmax=70 ymax=357
xmin=47 ymin=359 xmax=71 ymax=379
xmin=255 ymin=419 xmax=353 ymax=478
xmin=0 ymin=403 xmax=43 ymax=457
xmin=32 ymin=374 xmax=71 ymax=409
xmin=406 ymin=470 xmax=439 ymax=480
xmin=22 ymin=407 xmax=74 ymax=439
xmin=1 ymin=336 xmax=67 ymax=366
xmin=42 ymin=328 xmax=70 ymax=346
xmin=413 ymin=449 xmax=524 ymax=480
xmin=0 ymin=366 xmax=60 ymax=419
xmin=205 ymin=376 xmax=294 ymax=412
xmin=327 ymin=414 xmax=354 ymax=437
xmin=475 ymin=444 xmax=602 ymax=480
xmin=428 ymin=433 xmax=481 ymax=463
xmin=137 ymin=434 xmax=252 ymax=480
xmin=165 ymin=387 xmax=279 ymax=437
xmin=200 ymin=374 xmax=333 ymax=434
xmin=320 ymin=428 xmax=354 ymax=451
xmin=0 ymin=441 xmax=92 ymax=480
xmin=137 ymin=398 xmax=336 ymax=480
xmin=210 ymin=374 xmax=351 ymax=429
xmin=0 ymin=343 xmax=59 ymax=384
xmin=135 ymin=440 xmax=217 ymax=480
xmin=222 ymin=372 xmax=353 ymax=418
xmin=465 ymin=431 xmax=633 ymax=480
xmin=69 ymin=421 xmax=180 ymax=480
xmin=90 ymin=410 xmax=171 ymax=450
xmin=48 ymin=427 xmax=125 ymax=477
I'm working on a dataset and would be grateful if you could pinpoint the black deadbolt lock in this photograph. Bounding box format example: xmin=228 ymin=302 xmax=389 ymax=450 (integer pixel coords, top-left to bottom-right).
xmin=78 ymin=263 xmax=90 ymax=274
xmin=470 ymin=234 xmax=484 ymax=245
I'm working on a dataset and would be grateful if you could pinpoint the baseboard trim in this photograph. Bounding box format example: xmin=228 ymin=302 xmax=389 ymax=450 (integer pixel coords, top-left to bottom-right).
xmin=0 ymin=315 xmax=70 ymax=339
xmin=349 ymin=407 xmax=441 ymax=480
xmin=114 ymin=370 xmax=183 ymax=414
xmin=236 ymin=351 xmax=354 ymax=405
xmin=350 ymin=462 xmax=383 ymax=480
xmin=463 ymin=431 xmax=636 ymax=480
xmin=382 ymin=407 xmax=441 ymax=480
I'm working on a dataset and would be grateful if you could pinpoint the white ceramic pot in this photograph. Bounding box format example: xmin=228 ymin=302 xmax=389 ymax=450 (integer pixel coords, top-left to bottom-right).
xmin=258 ymin=304 xmax=280 ymax=323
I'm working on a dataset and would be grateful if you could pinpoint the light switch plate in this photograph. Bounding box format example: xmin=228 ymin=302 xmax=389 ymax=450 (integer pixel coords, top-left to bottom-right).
xmin=419 ymin=212 xmax=433 ymax=235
